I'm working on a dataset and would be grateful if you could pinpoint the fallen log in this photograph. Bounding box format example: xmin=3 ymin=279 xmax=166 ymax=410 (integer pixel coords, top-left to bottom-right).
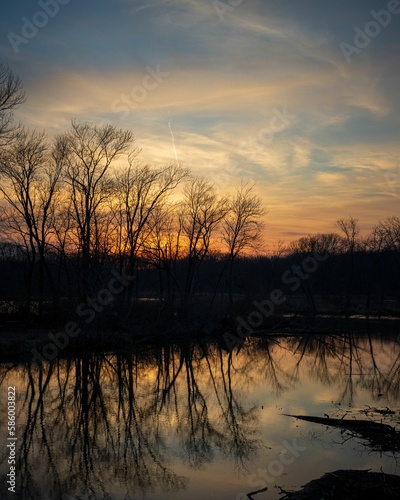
xmin=284 ymin=413 xmax=400 ymax=452
xmin=284 ymin=414 xmax=394 ymax=433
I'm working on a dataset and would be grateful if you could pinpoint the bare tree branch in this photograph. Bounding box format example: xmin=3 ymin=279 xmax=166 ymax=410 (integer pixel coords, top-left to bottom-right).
xmin=0 ymin=64 xmax=25 ymax=146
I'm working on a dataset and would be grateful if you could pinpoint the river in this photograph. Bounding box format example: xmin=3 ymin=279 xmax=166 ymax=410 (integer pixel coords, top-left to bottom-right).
xmin=1 ymin=332 xmax=399 ymax=499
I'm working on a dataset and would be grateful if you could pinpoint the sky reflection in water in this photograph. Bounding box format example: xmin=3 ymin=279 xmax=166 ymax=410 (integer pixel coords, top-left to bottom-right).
xmin=0 ymin=333 xmax=399 ymax=499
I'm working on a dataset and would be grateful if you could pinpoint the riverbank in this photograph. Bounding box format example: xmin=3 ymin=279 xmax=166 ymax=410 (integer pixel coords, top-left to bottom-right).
xmin=0 ymin=313 xmax=399 ymax=364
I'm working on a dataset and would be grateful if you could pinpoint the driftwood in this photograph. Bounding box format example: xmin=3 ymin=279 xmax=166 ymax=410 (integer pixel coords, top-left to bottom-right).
xmin=284 ymin=414 xmax=400 ymax=452
xmin=284 ymin=413 xmax=394 ymax=432
xmin=246 ymin=486 xmax=268 ymax=499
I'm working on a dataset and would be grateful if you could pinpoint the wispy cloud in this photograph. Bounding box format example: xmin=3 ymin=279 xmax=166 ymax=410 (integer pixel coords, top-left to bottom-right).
xmin=1 ymin=0 xmax=398 ymax=248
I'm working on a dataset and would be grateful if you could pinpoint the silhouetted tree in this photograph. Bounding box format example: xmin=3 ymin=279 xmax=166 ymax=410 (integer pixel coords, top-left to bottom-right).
xmin=140 ymin=204 xmax=184 ymax=304
xmin=336 ymin=216 xmax=359 ymax=253
xmin=58 ymin=121 xmax=133 ymax=299
xmin=373 ymin=216 xmax=400 ymax=253
xmin=179 ymin=178 xmax=228 ymax=312
xmin=336 ymin=216 xmax=360 ymax=312
xmin=370 ymin=216 xmax=400 ymax=310
xmin=0 ymin=129 xmax=62 ymax=316
xmin=114 ymin=160 xmax=187 ymax=270
xmin=222 ymin=182 xmax=265 ymax=307
xmin=113 ymin=159 xmax=187 ymax=314
xmin=0 ymin=64 xmax=25 ymax=146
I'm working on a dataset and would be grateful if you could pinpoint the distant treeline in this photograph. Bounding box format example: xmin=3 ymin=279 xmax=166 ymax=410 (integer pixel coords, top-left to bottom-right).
xmin=0 ymin=220 xmax=399 ymax=325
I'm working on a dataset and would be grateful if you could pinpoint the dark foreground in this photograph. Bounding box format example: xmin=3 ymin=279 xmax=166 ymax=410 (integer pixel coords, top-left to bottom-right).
xmin=279 ymin=469 xmax=400 ymax=499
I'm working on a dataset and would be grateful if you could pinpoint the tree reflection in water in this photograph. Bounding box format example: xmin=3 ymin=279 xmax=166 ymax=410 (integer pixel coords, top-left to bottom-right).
xmin=0 ymin=332 xmax=399 ymax=499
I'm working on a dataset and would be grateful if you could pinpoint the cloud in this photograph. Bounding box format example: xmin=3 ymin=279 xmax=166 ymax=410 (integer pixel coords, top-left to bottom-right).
xmin=2 ymin=0 xmax=399 ymax=249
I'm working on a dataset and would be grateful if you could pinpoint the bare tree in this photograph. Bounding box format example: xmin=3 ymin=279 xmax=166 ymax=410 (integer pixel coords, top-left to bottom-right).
xmin=372 ymin=216 xmax=400 ymax=253
xmin=222 ymin=183 xmax=265 ymax=307
xmin=336 ymin=216 xmax=359 ymax=253
xmin=0 ymin=129 xmax=62 ymax=316
xmin=59 ymin=121 xmax=133 ymax=298
xmin=179 ymin=177 xmax=228 ymax=312
xmin=222 ymin=183 xmax=265 ymax=259
xmin=0 ymin=64 xmax=25 ymax=146
xmin=370 ymin=216 xmax=400 ymax=311
xmin=335 ymin=216 xmax=360 ymax=312
xmin=113 ymin=158 xmax=187 ymax=311
xmin=362 ymin=218 xmax=399 ymax=313
xmin=140 ymin=203 xmax=184 ymax=304
xmin=115 ymin=160 xmax=187 ymax=267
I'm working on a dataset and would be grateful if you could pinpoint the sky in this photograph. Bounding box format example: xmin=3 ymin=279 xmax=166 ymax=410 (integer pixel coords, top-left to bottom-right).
xmin=0 ymin=0 xmax=399 ymax=250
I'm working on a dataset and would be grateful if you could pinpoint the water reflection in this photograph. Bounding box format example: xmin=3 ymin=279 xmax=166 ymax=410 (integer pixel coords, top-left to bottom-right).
xmin=1 ymin=333 xmax=399 ymax=499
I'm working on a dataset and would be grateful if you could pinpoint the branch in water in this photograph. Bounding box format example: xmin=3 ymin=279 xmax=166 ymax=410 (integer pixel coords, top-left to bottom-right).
xmin=247 ymin=486 xmax=268 ymax=499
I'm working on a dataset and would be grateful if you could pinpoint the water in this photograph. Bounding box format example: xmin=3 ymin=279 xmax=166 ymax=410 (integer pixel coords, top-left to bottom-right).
xmin=1 ymin=333 xmax=399 ymax=499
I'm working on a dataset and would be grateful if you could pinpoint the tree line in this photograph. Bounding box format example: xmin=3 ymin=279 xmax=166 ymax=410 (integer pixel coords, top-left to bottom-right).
xmin=0 ymin=64 xmax=399 ymax=327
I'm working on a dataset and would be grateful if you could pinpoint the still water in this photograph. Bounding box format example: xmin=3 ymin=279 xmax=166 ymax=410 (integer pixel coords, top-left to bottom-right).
xmin=1 ymin=333 xmax=399 ymax=499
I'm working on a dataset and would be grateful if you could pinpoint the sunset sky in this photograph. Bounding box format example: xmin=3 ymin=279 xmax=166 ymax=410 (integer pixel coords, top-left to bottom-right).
xmin=1 ymin=0 xmax=399 ymax=250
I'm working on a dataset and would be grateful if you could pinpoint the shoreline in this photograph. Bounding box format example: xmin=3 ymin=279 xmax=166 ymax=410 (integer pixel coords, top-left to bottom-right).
xmin=0 ymin=314 xmax=399 ymax=364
